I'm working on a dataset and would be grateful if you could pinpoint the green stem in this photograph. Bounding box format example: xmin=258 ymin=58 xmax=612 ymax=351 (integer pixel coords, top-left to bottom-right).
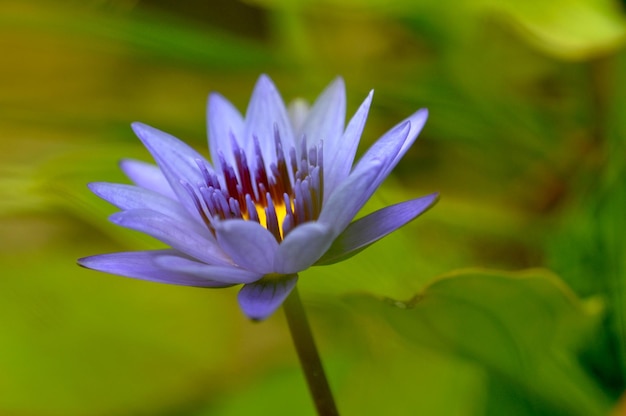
xmin=283 ymin=286 xmax=339 ymax=416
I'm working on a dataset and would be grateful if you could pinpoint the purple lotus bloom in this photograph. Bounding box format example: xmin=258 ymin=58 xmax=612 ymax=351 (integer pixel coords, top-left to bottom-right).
xmin=78 ymin=75 xmax=437 ymax=320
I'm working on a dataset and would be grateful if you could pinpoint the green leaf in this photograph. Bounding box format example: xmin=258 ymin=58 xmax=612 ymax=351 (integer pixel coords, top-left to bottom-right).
xmin=545 ymin=50 xmax=626 ymax=389
xmin=203 ymin=299 xmax=486 ymax=416
xmin=345 ymin=269 xmax=611 ymax=415
xmin=0 ymin=245 xmax=275 ymax=415
xmin=481 ymin=0 xmax=626 ymax=60
xmin=1 ymin=2 xmax=274 ymax=69
xmin=252 ymin=0 xmax=626 ymax=60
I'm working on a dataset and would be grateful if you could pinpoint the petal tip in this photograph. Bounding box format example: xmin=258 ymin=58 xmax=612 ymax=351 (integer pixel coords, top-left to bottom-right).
xmin=118 ymin=158 xmax=133 ymax=170
xmin=255 ymin=74 xmax=277 ymax=92
xmin=108 ymin=211 xmax=126 ymax=225
xmin=131 ymin=122 xmax=166 ymax=144
xmin=131 ymin=122 xmax=153 ymax=142
xmin=207 ymin=91 xmax=227 ymax=108
xmin=237 ymin=276 xmax=298 ymax=321
xmin=330 ymin=76 xmax=346 ymax=91
xmin=76 ymin=257 xmax=89 ymax=268
xmin=130 ymin=121 xmax=148 ymax=133
xmin=86 ymin=182 xmax=99 ymax=192
xmin=425 ymin=192 xmax=441 ymax=210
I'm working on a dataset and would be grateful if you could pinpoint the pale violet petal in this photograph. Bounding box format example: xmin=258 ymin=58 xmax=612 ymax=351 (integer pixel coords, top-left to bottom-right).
xmin=324 ymin=118 xmax=412 ymax=223
xmin=243 ymin=75 xmax=295 ymax=166
xmin=78 ymin=250 xmax=232 ymax=287
xmin=317 ymin=158 xmax=383 ymax=237
xmin=237 ymin=275 xmax=298 ymax=321
xmin=119 ymin=159 xmax=176 ymax=199
xmin=299 ymin=77 xmax=346 ymax=149
xmin=110 ymin=209 xmax=231 ymax=266
xmin=154 ymin=254 xmax=262 ymax=284
xmin=323 ymin=90 xmax=373 ymax=201
xmin=357 ymin=109 xmax=428 ymax=198
xmin=207 ymin=92 xmax=245 ymax=171
xmin=131 ymin=122 xmax=213 ymax=222
xmin=288 ymin=98 xmax=310 ymax=134
xmin=88 ymin=182 xmax=197 ymax=225
xmin=316 ymin=193 xmax=439 ymax=265
xmin=274 ymin=222 xmax=334 ymax=274
xmin=215 ymin=219 xmax=279 ymax=274
xmin=378 ymin=108 xmax=428 ymax=178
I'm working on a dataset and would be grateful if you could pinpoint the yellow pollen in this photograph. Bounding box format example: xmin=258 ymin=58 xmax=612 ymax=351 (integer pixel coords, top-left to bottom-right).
xmin=244 ymin=199 xmax=290 ymax=239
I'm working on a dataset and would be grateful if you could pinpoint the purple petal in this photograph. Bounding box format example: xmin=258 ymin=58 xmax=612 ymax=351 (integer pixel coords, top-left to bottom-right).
xmin=317 ymin=158 xmax=384 ymax=237
xmin=357 ymin=109 xmax=428 ymax=198
xmin=207 ymin=92 xmax=245 ymax=171
xmin=154 ymin=254 xmax=262 ymax=284
xmin=274 ymin=222 xmax=334 ymax=274
xmin=110 ymin=209 xmax=231 ymax=266
xmin=78 ymin=250 xmax=233 ymax=287
xmin=320 ymin=110 xmax=426 ymax=232
xmin=298 ymin=77 xmax=346 ymax=148
xmin=288 ymin=99 xmax=309 ymax=133
xmin=243 ymin=75 xmax=295 ymax=166
xmin=119 ymin=159 xmax=176 ymax=199
xmin=316 ymin=193 xmax=439 ymax=265
xmin=238 ymin=275 xmax=298 ymax=320
xmin=131 ymin=122 xmax=214 ymax=223
xmin=214 ymin=219 xmax=279 ymax=274
xmin=88 ymin=182 xmax=197 ymax=224
xmin=323 ymin=90 xmax=373 ymax=201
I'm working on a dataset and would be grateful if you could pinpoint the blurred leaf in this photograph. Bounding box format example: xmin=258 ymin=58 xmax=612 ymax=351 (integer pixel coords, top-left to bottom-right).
xmin=330 ymin=328 xmax=485 ymax=416
xmin=480 ymin=0 xmax=626 ymax=60
xmin=249 ymin=0 xmax=626 ymax=59
xmin=1 ymin=1 xmax=275 ymax=69
xmin=0 ymin=241 xmax=297 ymax=415
xmin=545 ymin=51 xmax=626 ymax=395
xmin=205 ymin=298 xmax=486 ymax=416
xmin=346 ymin=269 xmax=610 ymax=415
xmin=206 ymin=366 xmax=317 ymax=416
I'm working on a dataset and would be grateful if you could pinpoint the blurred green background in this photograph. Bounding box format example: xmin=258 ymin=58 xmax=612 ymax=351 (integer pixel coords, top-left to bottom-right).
xmin=1 ymin=0 xmax=626 ymax=414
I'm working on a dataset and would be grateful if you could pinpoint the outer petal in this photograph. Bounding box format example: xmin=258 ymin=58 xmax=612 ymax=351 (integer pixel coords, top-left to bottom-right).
xmin=243 ymin=75 xmax=295 ymax=167
xmin=316 ymin=193 xmax=439 ymax=265
xmin=274 ymin=222 xmax=334 ymax=274
xmin=323 ymin=90 xmax=373 ymax=201
xmin=131 ymin=122 xmax=214 ymax=223
xmin=320 ymin=111 xmax=425 ymax=232
xmin=288 ymin=99 xmax=310 ymax=134
xmin=298 ymin=77 xmax=346 ymax=149
xmin=154 ymin=254 xmax=262 ymax=284
xmin=88 ymin=182 xmax=197 ymax=225
xmin=215 ymin=219 xmax=279 ymax=274
xmin=119 ymin=159 xmax=176 ymax=199
xmin=317 ymin=155 xmax=385 ymax=237
xmin=237 ymin=275 xmax=298 ymax=321
xmin=78 ymin=250 xmax=233 ymax=287
xmin=357 ymin=108 xmax=428 ymax=198
xmin=207 ymin=92 xmax=245 ymax=171
xmin=110 ymin=209 xmax=231 ymax=266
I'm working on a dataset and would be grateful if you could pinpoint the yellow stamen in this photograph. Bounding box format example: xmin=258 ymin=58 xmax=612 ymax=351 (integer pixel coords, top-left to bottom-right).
xmin=243 ymin=199 xmax=290 ymax=239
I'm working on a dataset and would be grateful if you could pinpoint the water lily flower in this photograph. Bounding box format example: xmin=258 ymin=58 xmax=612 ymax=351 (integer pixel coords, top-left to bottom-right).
xmin=78 ymin=75 xmax=437 ymax=320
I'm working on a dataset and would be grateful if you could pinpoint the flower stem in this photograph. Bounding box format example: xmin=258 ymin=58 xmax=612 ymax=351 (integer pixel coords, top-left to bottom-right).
xmin=283 ymin=286 xmax=339 ymax=416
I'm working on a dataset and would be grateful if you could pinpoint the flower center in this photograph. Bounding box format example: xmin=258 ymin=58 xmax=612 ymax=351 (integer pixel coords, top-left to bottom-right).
xmin=184 ymin=130 xmax=323 ymax=242
xmin=244 ymin=199 xmax=291 ymax=239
